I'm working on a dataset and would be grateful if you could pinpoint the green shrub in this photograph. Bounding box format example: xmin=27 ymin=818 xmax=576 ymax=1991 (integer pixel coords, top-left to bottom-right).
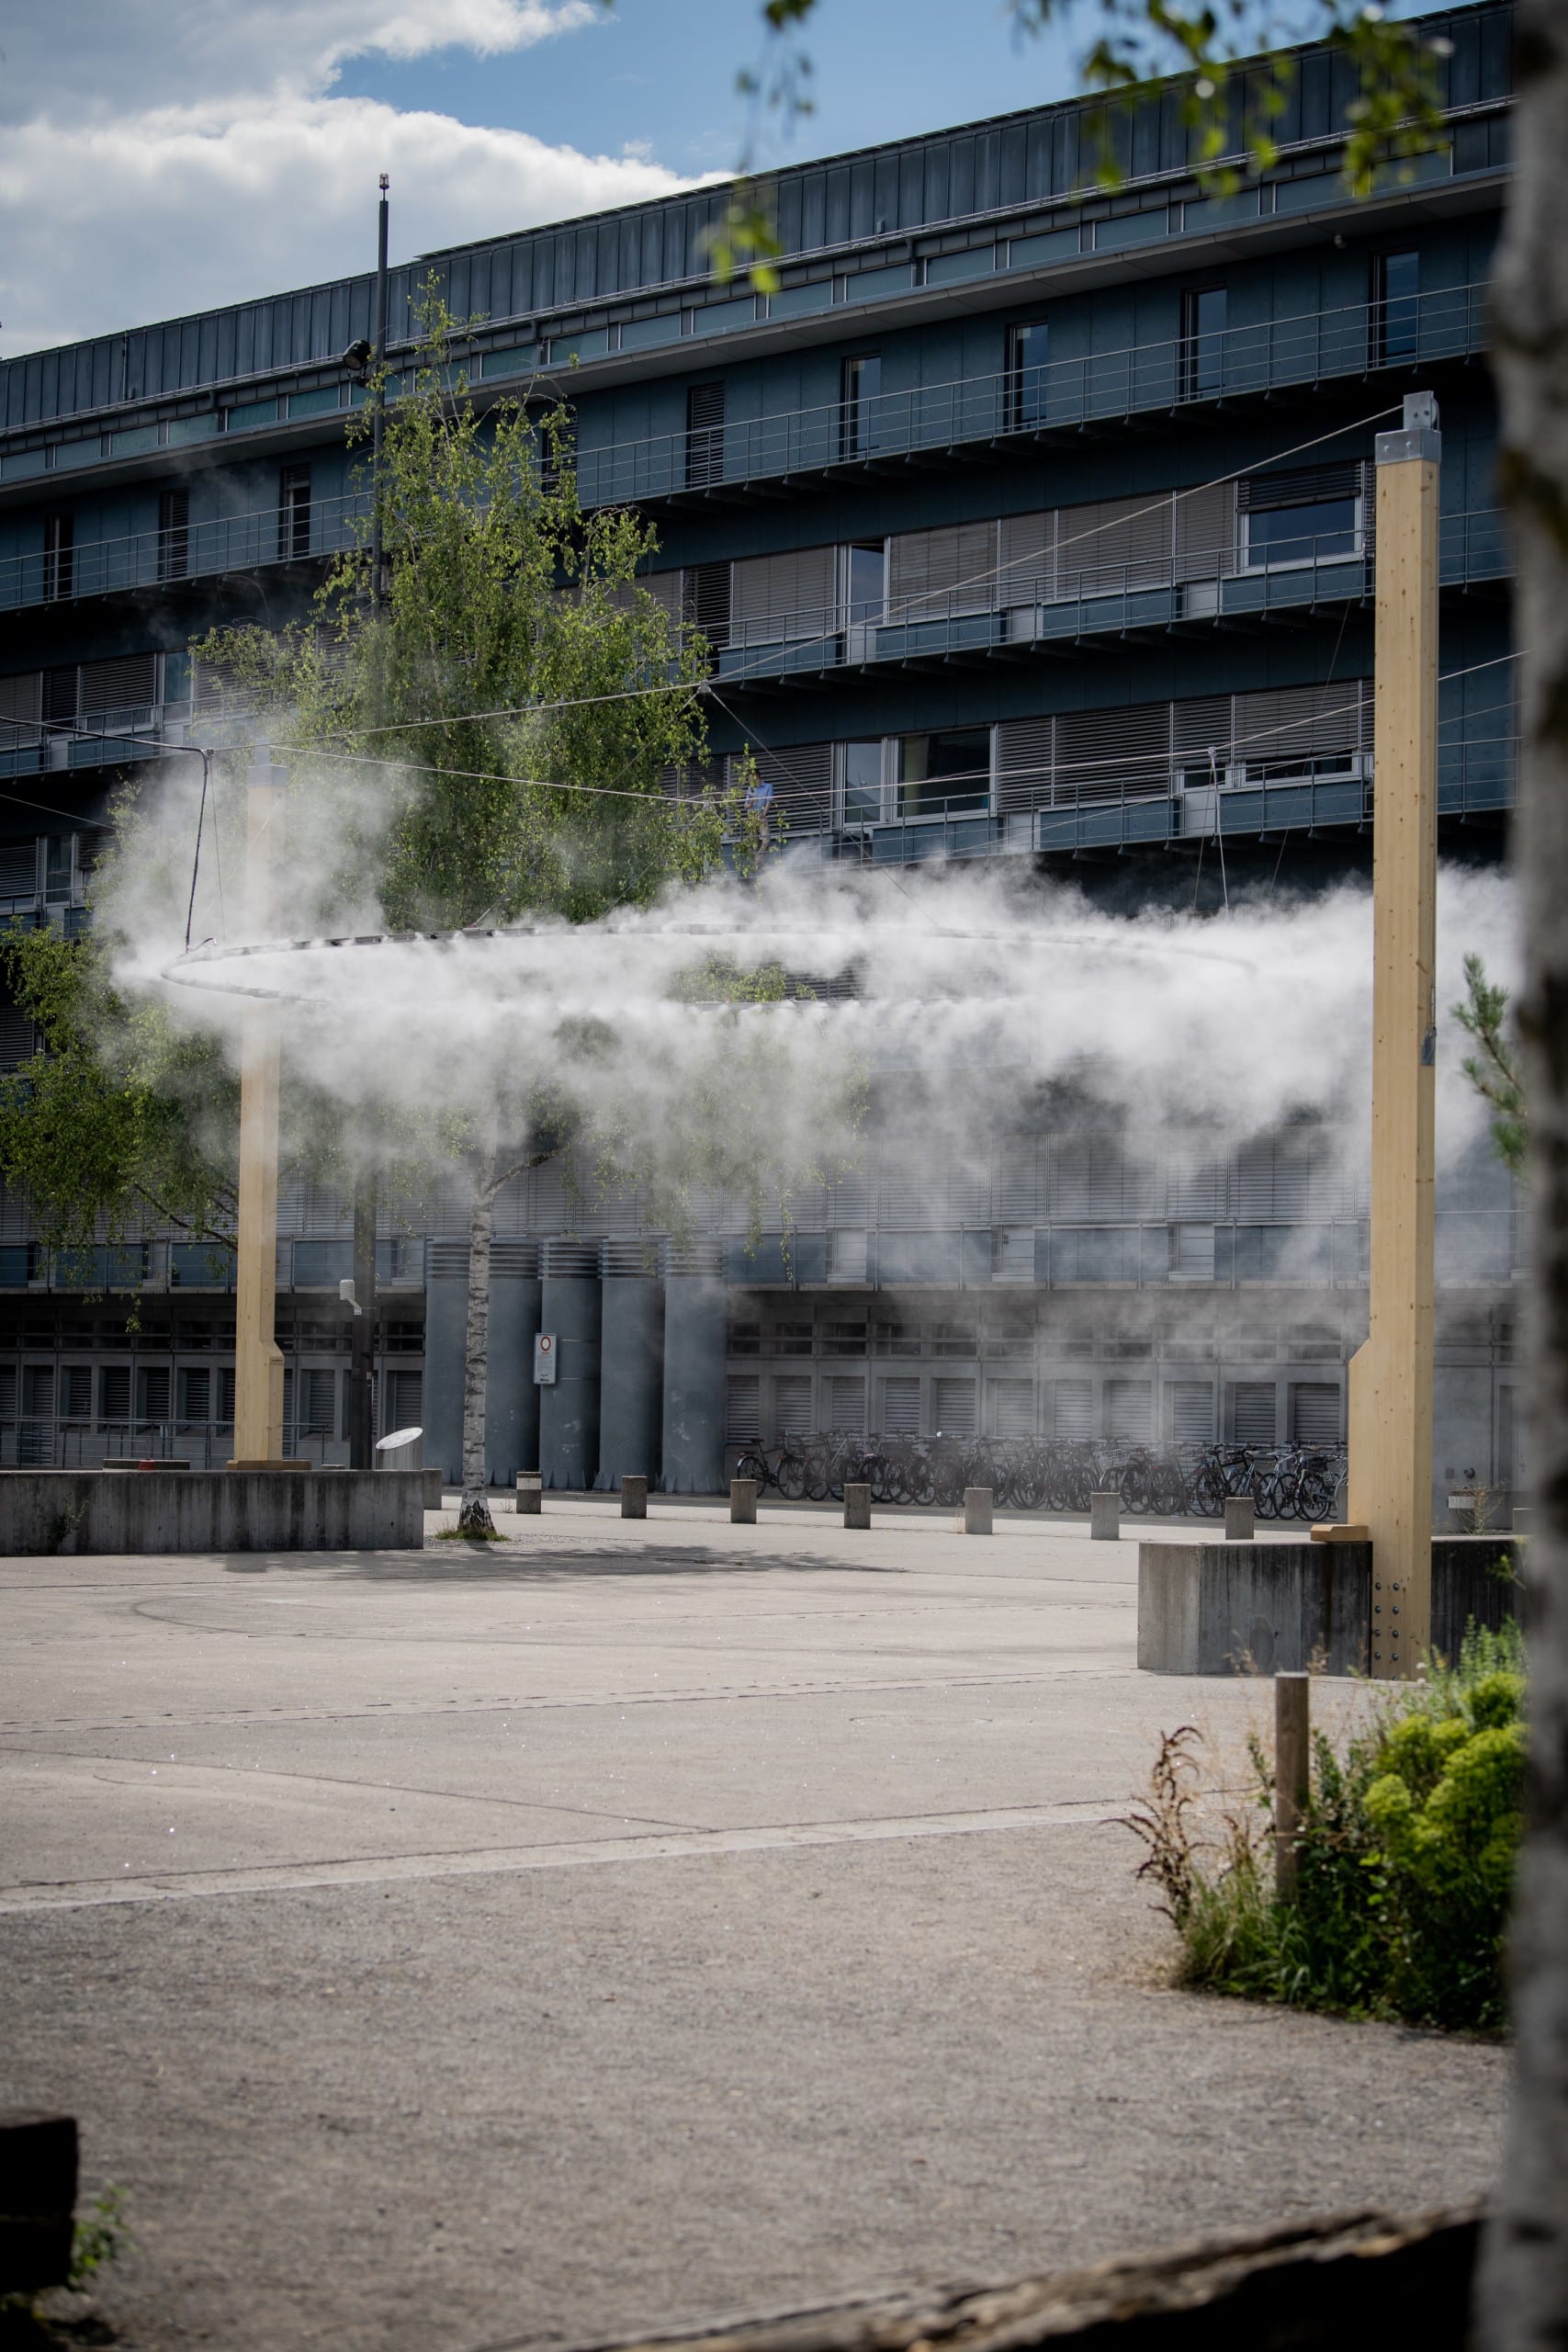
xmin=1126 ymin=1622 xmax=1525 ymax=2033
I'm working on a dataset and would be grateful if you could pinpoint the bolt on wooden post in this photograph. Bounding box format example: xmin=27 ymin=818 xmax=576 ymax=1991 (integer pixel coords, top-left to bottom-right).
xmin=1345 ymin=392 xmax=1440 ymax=1678
xmin=230 ymin=745 xmax=288 ymax=1468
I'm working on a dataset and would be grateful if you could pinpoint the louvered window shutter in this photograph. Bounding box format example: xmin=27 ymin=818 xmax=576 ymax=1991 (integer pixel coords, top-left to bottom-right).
xmin=730 ymin=546 xmax=837 ymax=644
xmin=0 ymin=674 xmax=41 ymax=736
xmin=1238 ymin=460 xmax=1360 ymax=513
xmin=1054 ymin=700 xmax=1170 ymax=804
xmin=1056 ymin=493 xmax=1172 ymax=596
xmin=993 ymin=1142 xmax=1039 ymax=1222
xmin=886 ymin=519 xmax=998 ymax=620
xmin=994 ymin=716 xmax=1054 ymax=814
xmin=642 ymin=570 xmax=683 ymax=620
xmin=682 ymin=560 xmax=731 ymax=648
xmin=773 ymin=1374 xmax=813 ymax=1439
xmin=1233 ymin=679 xmax=1370 ymax=775
xmin=78 ymin=653 xmax=159 ymax=716
xmin=42 ymin=668 xmax=78 ymax=727
xmin=1173 ymin=481 xmax=1235 ymax=582
xmin=742 ymin=740 xmax=833 ymax=829
xmin=998 ymin=510 xmax=1054 ymax=605
xmin=0 ymin=842 xmax=39 ymax=897
xmin=685 ymin=382 xmax=726 ymax=486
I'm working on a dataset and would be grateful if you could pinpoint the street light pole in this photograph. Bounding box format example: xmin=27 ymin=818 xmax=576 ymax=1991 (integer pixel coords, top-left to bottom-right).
xmin=349 ymin=173 xmax=389 ymax=1473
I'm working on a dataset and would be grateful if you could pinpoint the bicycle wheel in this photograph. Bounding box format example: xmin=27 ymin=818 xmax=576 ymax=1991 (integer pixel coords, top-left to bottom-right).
xmin=1146 ymin=1460 xmax=1186 ymax=1518
xmin=777 ymin=1447 xmax=807 ymax=1501
xmin=733 ymin=1450 xmax=768 ymax=1488
xmin=1119 ymin=1460 xmax=1150 ymax=1514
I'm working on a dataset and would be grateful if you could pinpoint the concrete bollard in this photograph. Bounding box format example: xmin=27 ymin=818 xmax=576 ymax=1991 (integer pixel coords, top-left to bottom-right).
xmin=621 ymin=1474 xmax=648 ymax=1520
xmin=1224 ymin=1494 xmax=1256 ymax=1542
xmin=964 ymin=1486 xmax=993 ymax=1535
xmin=514 ymin=1472 xmax=542 ymax=1516
xmin=423 ymin=1467 xmax=444 ymax=1510
xmin=1089 ymin=1489 xmax=1120 ymax=1541
xmin=730 ymin=1477 xmax=758 ymax=1525
xmin=843 ymin=1483 xmax=872 ymax=1531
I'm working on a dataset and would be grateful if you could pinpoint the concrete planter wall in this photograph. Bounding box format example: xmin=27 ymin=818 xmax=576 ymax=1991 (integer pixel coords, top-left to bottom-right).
xmin=0 ymin=1470 xmax=427 ymax=1555
xmin=1139 ymin=1533 xmax=1526 ymax=1675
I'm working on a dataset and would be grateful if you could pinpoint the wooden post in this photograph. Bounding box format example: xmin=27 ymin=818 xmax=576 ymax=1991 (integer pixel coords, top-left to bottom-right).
xmin=230 ymin=747 xmax=287 ymax=1467
xmin=1274 ymin=1670 xmax=1311 ymax=1903
xmin=1346 ymin=392 xmax=1440 ymax=1678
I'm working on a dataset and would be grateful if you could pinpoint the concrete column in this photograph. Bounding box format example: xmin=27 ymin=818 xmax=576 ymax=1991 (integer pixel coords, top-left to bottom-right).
xmin=515 ymin=1474 xmax=541 ymax=1515
xmin=730 ymin=1478 xmax=758 ymax=1524
xmin=621 ymin=1474 xmax=648 ymax=1520
xmin=964 ymin=1486 xmax=993 ymax=1535
xmin=1224 ymin=1495 xmax=1256 ymax=1542
xmin=539 ymin=1240 xmax=601 ymax=1491
xmin=422 ymin=1239 xmax=469 ymax=1483
xmin=486 ymin=1239 xmax=540 ymax=1490
xmin=1090 ymin=1490 xmax=1120 ymax=1540
xmin=660 ymin=1240 xmax=728 ymax=1495
xmin=844 ymin=1484 xmax=872 ymax=1530
xmin=596 ymin=1243 xmax=663 ymax=1490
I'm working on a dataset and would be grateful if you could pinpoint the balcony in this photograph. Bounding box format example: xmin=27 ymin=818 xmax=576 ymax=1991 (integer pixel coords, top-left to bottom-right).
xmin=716 ymin=506 xmax=1510 ymax=689
xmin=0 ymin=490 xmax=369 ymax=616
xmin=576 ymin=280 xmax=1490 ymax=509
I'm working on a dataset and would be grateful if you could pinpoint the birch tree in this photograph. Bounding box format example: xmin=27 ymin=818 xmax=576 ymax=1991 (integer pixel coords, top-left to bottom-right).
xmin=202 ymin=311 xmax=726 ymax=1536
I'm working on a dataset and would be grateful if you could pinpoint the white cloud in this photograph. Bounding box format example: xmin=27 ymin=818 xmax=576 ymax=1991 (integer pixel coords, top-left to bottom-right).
xmin=0 ymin=1 xmax=708 ymax=356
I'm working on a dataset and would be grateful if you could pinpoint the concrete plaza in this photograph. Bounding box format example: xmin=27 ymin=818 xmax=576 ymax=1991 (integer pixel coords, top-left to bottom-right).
xmin=0 ymin=1500 xmax=1506 ymax=2351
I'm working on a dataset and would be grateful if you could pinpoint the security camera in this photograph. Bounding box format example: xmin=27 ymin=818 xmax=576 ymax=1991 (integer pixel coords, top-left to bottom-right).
xmin=341 ymin=338 xmax=373 ymax=380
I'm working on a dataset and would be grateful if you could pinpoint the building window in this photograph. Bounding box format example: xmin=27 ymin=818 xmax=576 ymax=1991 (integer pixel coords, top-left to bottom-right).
xmin=897 ymin=726 xmax=992 ymax=819
xmin=43 ymin=835 xmax=74 ymax=906
xmin=1180 ymin=286 xmax=1227 ymax=401
xmin=158 ymin=487 xmax=191 ymax=581
xmin=42 ymin=513 xmax=73 ymax=602
xmin=278 ymin=464 xmax=312 ymax=561
xmin=840 ymin=542 xmax=886 ymax=628
xmin=1007 ymin=322 xmax=1049 ymax=430
xmin=1242 ymin=495 xmax=1361 ymax=570
xmin=840 ymin=354 xmax=882 ymax=458
xmin=840 ymin=741 xmax=886 ymax=827
xmin=685 ymin=382 xmax=726 ymax=487
xmin=1373 ymin=250 xmax=1420 ymax=367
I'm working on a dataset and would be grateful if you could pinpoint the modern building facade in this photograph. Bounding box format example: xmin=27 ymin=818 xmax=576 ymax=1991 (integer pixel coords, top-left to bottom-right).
xmin=0 ymin=2 xmax=1521 ymax=1500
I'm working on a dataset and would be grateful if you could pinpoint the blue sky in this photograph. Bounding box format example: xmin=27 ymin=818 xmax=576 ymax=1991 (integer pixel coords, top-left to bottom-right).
xmin=0 ymin=0 xmax=1438 ymax=356
xmin=332 ymin=0 xmax=1089 ymax=186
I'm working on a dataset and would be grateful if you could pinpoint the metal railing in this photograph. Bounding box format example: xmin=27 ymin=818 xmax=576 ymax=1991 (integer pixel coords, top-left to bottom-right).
xmin=715 ymin=508 xmax=1510 ymax=685
xmin=0 ymin=282 xmax=1490 ymax=616
xmin=0 ymin=1421 xmax=375 ymax=1470
xmin=577 ymin=280 xmax=1490 ymax=506
xmin=0 ymin=490 xmax=370 ymax=614
xmin=810 ymin=736 xmax=1516 ymax=865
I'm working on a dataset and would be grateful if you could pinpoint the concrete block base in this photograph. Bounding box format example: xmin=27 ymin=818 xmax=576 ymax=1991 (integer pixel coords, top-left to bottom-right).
xmin=1139 ymin=1540 xmax=1371 ymax=1675
xmin=964 ymin=1486 xmax=993 ymax=1535
xmin=730 ymin=1478 xmax=758 ymax=1525
xmin=1138 ymin=1535 xmax=1526 ymax=1676
xmin=0 ymin=1470 xmax=425 ymax=1556
xmin=1089 ymin=1491 xmax=1119 ymax=1541
xmin=514 ymin=1476 xmax=542 ymax=1515
xmin=843 ymin=1484 xmax=871 ymax=1531
xmin=1224 ymin=1495 xmax=1256 ymax=1542
xmin=621 ymin=1475 xmax=649 ymax=1520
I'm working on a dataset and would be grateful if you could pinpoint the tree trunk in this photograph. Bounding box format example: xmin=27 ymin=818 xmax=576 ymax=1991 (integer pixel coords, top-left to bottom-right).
xmin=457 ymin=1136 xmax=498 ymax=1536
xmin=1476 ymin=9 xmax=1568 ymax=2342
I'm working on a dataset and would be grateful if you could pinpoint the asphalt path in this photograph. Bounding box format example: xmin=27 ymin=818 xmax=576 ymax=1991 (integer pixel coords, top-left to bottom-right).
xmin=0 ymin=1499 xmax=1507 ymax=2350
